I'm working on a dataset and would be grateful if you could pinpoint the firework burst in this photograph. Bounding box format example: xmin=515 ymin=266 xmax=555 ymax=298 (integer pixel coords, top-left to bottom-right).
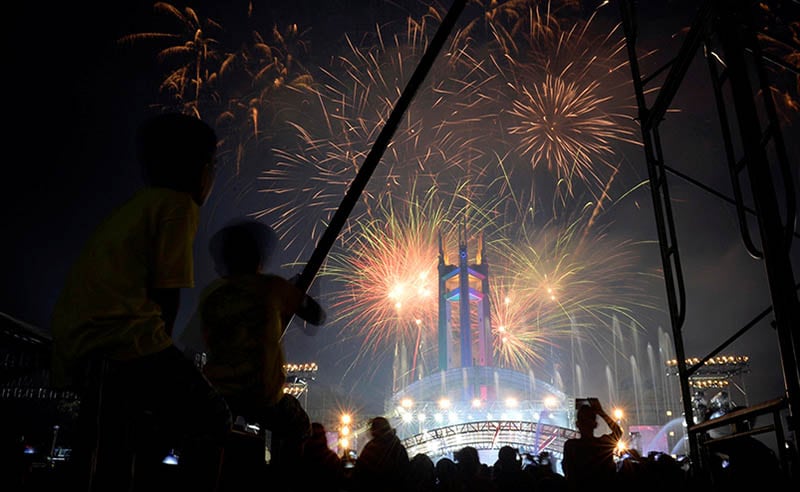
xmin=320 ymin=181 xmax=502 ymax=384
xmin=489 ymin=280 xmax=558 ymax=370
xmin=488 ymin=190 xmax=661 ymax=368
xmin=491 ymin=3 xmax=645 ymax=198
xmin=117 ymin=2 xmax=227 ymax=118
xmin=746 ymin=2 xmax=800 ymax=125
xmin=119 ymin=3 xmax=315 ymax=174
xmin=256 ymin=11 xmax=498 ymax=262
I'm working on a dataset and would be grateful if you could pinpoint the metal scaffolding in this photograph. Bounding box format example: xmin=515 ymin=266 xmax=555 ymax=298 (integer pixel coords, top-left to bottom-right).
xmin=619 ymin=0 xmax=799 ymax=483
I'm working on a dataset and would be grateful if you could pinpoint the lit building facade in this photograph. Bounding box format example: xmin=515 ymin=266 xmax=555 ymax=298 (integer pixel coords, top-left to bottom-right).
xmin=383 ymin=223 xmax=577 ymax=462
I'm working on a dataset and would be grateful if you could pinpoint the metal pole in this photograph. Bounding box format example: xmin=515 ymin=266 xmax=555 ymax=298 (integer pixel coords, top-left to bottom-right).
xmin=293 ymin=0 xmax=468 ymax=297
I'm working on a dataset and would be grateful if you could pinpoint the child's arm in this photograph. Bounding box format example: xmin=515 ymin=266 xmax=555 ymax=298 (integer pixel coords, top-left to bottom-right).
xmin=285 ymin=275 xmax=326 ymax=326
xmin=150 ymin=287 xmax=181 ymax=337
xmin=296 ymin=293 xmax=326 ymax=325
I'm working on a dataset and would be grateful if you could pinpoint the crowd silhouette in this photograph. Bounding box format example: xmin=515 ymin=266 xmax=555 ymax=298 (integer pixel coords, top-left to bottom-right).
xmin=261 ymin=424 xmax=702 ymax=492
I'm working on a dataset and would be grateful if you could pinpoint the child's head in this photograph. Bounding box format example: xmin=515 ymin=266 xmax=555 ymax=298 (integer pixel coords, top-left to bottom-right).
xmin=209 ymin=218 xmax=278 ymax=276
xmin=136 ymin=112 xmax=218 ymax=205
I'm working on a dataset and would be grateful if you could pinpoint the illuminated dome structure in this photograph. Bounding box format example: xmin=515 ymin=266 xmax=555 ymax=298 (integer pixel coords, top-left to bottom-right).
xmin=380 ymin=224 xmax=578 ymax=462
xmin=387 ymin=366 xmax=573 ymax=461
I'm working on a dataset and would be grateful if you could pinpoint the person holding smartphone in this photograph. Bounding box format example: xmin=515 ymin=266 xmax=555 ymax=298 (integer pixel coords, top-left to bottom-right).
xmin=561 ymin=397 xmax=623 ymax=491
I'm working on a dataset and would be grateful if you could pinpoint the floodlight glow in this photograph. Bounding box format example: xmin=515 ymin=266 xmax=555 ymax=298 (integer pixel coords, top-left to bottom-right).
xmin=162 ymin=449 xmax=179 ymax=466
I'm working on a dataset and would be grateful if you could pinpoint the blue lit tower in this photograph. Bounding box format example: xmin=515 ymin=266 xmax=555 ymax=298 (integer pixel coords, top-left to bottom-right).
xmin=390 ymin=220 xmax=571 ymax=462
xmin=437 ymin=220 xmax=492 ymax=373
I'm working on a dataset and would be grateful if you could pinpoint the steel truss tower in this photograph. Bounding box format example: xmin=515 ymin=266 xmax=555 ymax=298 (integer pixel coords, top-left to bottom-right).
xmin=437 ymin=221 xmax=493 ymax=374
xmin=619 ymin=0 xmax=799 ymax=482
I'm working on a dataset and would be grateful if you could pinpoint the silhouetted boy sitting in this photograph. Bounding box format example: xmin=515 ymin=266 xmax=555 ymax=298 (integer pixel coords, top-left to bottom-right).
xmin=50 ymin=112 xmax=232 ymax=492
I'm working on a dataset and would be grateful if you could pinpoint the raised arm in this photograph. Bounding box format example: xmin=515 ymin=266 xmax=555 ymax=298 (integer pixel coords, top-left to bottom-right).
xmin=591 ymin=398 xmax=623 ymax=441
xmin=284 ymin=274 xmax=327 ymax=327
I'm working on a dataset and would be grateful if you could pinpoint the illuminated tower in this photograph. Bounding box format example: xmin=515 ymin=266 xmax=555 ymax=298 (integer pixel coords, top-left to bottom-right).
xmin=437 ymin=220 xmax=493 ymax=371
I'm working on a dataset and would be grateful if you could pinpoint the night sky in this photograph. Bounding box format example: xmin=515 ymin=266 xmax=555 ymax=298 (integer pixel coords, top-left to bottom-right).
xmin=3 ymin=0 xmax=799 ymax=425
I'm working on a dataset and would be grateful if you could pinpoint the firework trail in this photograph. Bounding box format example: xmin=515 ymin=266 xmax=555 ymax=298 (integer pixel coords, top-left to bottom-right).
xmin=212 ymin=23 xmax=316 ymax=172
xmin=486 ymin=175 xmax=662 ymax=370
xmin=118 ymin=2 xmax=316 ymax=174
xmin=489 ymin=279 xmax=558 ymax=370
xmin=256 ymin=11 xmax=499 ymax=262
xmin=487 ymin=2 xmax=646 ymax=199
xmin=725 ymin=2 xmax=800 ymax=125
xmin=117 ymin=2 xmax=226 ymax=118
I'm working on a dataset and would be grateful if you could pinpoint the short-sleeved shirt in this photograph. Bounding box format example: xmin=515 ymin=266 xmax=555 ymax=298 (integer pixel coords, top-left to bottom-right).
xmin=50 ymin=187 xmax=199 ymax=388
xmin=199 ymin=273 xmax=304 ymax=408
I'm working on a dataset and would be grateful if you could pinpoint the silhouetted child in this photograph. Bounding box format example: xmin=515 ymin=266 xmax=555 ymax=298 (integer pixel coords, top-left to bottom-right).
xmin=50 ymin=112 xmax=232 ymax=491
xmin=182 ymin=218 xmax=326 ymax=474
xmin=561 ymin=398 xmax=622 ymax=491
